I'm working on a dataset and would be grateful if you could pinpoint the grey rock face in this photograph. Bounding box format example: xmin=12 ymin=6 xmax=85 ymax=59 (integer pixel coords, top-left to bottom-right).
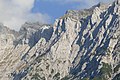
xmin=0 ymin=0 xmax=120 ymax=80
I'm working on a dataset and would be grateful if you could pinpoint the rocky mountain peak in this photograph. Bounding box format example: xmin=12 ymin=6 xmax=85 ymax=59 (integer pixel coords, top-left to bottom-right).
xmin=0 ymin=23 xmax=12 ymax=34
xmin=0 ymin=0 xmax=120 ymax=80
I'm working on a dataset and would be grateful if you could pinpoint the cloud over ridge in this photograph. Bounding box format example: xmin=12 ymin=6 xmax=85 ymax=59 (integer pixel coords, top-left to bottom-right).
xmin=0 ymin=0 xmax=114 ymax=31
xmin=0 ymin=0 xmax=50 ymax=31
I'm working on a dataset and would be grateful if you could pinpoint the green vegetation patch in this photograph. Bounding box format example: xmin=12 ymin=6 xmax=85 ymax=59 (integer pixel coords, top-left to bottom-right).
xmin=31 ymin=73 xmax=45 ymax=80
xmin=53 ymin=72 xmax=60 ymax=80
xmin=61 ymin=76 xmax=69 ymax=80
xmin=100 ymin=63 xmax=112 ymax=77
xmin=113 ymin=73 xmax=120 ymax=80
xmin=51 ymin=69 xmax=54 ymax=74
xmin=114 ymin=64 xmax=120 ymax=73
xmin=81 ymin=63 xmax=112 ymax=80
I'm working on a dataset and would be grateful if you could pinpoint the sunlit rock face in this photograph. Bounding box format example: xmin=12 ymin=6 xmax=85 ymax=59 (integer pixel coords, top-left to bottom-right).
xmin=0 ymin=0 xmax=120 ymax=80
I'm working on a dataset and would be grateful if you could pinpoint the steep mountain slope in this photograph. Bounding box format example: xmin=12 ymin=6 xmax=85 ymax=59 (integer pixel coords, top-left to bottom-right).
xmin=0 ymin=0 xmax=120 ymax=80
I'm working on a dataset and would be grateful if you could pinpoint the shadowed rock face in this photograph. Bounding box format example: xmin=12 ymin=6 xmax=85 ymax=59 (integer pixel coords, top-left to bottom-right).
xmin=0 ymin=0 xmax=120 ymax=80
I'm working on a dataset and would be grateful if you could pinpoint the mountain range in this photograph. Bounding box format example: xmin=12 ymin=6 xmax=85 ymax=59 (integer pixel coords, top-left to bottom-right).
xmin=0 ymin=0 xmax=120 ymax=80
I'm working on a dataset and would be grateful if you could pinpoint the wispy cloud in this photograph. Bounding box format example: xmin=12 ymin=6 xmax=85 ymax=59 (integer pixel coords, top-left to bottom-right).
xmin=0 ymin=0 xmax=50 ymax=31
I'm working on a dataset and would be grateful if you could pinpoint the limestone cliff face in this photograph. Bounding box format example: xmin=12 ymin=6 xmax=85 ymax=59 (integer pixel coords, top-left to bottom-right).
xmin=0 ymin=0 xmax=120 ymax=80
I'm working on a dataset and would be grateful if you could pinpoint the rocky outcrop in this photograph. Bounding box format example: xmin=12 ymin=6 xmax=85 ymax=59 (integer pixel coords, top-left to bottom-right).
xmin=0 ymin=0 xmax=120 ymax=80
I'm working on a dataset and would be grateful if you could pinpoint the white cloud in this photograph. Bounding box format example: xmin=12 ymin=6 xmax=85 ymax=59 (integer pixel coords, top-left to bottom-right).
xmin=0 ymin=0 xmax=50 ymax=31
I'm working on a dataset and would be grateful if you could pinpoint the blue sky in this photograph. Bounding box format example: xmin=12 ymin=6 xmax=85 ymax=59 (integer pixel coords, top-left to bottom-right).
xmin=32 ymin=0 xmax=81 ymax=22
xmin=32 ymin=0 xmax=114 ymax=23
